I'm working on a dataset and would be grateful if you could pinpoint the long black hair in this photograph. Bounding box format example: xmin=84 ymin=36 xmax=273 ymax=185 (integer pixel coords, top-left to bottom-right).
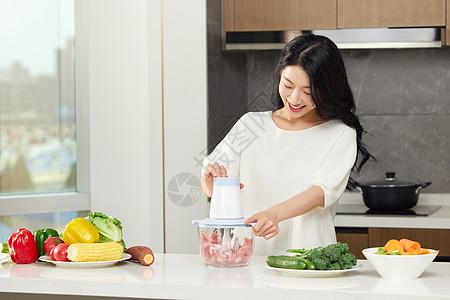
xmin=273 ymin=34 xmax=374 ymax=187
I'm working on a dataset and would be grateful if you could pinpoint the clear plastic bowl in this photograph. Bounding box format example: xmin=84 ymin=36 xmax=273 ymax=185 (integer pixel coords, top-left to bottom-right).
xmin=197 ymin=225 xmax=254 ymax=267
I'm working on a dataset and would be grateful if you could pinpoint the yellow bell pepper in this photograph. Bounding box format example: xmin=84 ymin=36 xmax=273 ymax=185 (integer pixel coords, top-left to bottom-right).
xmin=62 ymin=218 xmax=99 ymax=245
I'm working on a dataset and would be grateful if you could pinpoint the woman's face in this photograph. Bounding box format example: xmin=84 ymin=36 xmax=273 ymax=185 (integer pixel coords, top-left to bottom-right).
xmin=278 ymin=65 xmax=316 ymax=119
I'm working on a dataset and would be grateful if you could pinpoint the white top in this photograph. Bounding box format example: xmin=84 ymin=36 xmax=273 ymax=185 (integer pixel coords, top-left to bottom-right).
xmin=203 ymin=111 xmax=357 ymax=255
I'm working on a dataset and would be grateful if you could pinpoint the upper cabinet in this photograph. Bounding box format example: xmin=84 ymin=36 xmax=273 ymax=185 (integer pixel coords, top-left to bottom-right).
xmin=338 ymin=0 xmax=445 ymax=28
xmin=223 ymin=0 xmax=337 ymax=32
xmin=223 ymin=0 xmax=448 ymax=46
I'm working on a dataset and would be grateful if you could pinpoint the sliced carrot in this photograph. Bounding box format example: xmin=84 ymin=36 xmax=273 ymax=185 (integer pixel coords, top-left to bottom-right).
xmin=405 ymin=248 xmax=419 ymax=255
xmin=417 ymin=249 xmax=431 ymax=255
xmin=384 ymin=239 xmax=404 ymax=254
xmin=405 ymin=248 xmax=432 ymax=255
xmin=400 ymin=238 xmax=421 ymax=252
xmin=381 ymin=238 xmax=438 ymax=255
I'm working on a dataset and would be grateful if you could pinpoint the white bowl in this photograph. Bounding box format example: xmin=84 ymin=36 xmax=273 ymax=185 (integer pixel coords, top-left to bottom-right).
xmin=362 ymin=247 xmax=438 ymax=279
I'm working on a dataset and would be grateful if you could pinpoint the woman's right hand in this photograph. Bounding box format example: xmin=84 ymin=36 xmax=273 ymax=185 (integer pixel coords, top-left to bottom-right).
xmin=200 ymin=163 xmax=228 ymax=198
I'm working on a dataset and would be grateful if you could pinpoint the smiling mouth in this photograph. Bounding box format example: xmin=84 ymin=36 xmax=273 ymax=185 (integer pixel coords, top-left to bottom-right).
xmin=288 ymin=102 xmax=306 ymax=112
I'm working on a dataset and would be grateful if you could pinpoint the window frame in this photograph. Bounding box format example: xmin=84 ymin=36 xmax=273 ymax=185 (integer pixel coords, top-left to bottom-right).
xmin=0 ymin=0 xmax=90 ymax=216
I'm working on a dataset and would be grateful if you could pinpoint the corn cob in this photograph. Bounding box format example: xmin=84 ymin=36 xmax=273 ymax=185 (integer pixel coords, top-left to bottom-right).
xmin=67 ymin=242 xmax=123 ymax=262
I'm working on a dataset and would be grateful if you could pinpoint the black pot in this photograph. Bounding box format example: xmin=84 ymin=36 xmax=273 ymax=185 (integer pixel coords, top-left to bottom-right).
xmin=356 ymin=172 xmax=432 ymax=211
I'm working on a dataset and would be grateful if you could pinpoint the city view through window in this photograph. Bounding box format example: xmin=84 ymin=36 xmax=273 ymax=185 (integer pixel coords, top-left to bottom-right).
xmin=0 ymin=0 xmax=76 ymax=196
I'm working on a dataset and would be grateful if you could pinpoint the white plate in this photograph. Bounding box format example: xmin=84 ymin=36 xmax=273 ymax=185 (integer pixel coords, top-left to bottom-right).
xmin=266 ymin=263 xmax=363 ymax=278
xmin=39 ymin=253 xmax=131 ymax=269
xmin=0 ymin=253 xmax=11 ymax=264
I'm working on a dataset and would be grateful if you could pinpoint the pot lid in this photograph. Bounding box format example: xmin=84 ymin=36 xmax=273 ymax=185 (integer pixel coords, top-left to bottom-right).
xmin=192 ymin=218 xmax=255 ymax=228
xmin=360 ymin=172 xmax=420 ymax=187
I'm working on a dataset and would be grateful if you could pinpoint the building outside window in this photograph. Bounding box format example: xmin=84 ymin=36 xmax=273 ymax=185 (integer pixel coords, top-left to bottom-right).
xmin=0 ymin=0 xmax=88 ymax=240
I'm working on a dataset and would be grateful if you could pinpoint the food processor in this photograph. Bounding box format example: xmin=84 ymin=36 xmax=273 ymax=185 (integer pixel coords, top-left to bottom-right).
xmin=193 ymin=177 xmax=255 ymax=267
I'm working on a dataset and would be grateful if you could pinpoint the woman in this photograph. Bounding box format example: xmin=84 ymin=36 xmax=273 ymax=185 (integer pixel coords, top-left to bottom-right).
xmin=201 ymin=34 xmax=373 ymax=255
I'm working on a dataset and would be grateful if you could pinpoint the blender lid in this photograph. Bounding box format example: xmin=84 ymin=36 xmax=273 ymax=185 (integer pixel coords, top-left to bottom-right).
xmin=192 ymin=218 xmax=255 ymax=227
xmin=213 ymin=177 xmax=240 ymax=186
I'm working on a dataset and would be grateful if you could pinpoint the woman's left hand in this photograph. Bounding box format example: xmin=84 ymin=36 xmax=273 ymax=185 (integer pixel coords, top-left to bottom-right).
xmin=245 ymin=210 xmax=279 ymax=240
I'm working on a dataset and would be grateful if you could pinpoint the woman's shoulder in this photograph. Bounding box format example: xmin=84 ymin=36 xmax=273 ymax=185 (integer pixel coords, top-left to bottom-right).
xmin=325 ymin=119 xmax=356 ymax=139
xmin=237 ymin=111 xmax=273 ymax=127
xmin=241 ymin=110 xmax=272 ymax=119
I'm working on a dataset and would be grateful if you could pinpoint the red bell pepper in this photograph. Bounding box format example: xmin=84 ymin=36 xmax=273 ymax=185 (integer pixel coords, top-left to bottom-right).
xmin=7 ymin=228 xmax=38 ymax=264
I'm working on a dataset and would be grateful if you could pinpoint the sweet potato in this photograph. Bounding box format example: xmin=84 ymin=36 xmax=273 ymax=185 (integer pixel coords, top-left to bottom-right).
xmin=125 ymin=246 xmax=154 ymax=266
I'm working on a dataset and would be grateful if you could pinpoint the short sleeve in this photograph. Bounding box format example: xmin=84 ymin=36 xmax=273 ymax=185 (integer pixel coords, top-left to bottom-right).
xmin=201 ymin=116 xmax=245 ymax=178
xmin=307 ymin=127 xmax=357 ymax=208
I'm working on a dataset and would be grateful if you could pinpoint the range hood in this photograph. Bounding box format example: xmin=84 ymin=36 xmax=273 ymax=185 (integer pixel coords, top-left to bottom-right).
xmin=225 ymin=27 xmax=442 ymax=50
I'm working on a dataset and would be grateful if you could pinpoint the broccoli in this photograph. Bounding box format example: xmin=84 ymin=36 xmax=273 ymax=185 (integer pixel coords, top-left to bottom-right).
xmin=308 ymin=248 xmax=323 ymax=261
xmin=287 ymin=242 xmax=357 ymax=270
xmin=328 ymin=262 xmax=341 ymax=270
xmin=311 ymin=258 xmax=325 ymax=270
xmin=323 ymin=243 xmax=345 ymax=262
xmin=314 ymin=257 xmax=331 ymax=270
xmin=337 ymin=252 xmax=357 ymax=269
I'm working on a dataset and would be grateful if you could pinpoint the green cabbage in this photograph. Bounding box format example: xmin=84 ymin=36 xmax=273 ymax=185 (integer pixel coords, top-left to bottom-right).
xmin=86 ymin=212 xmax=126 ymax=250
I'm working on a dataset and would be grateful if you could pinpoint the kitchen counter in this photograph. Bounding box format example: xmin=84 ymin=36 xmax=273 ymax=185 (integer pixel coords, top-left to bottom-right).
xmin=335 ymin=193 xmax=450 ymax=229
xmin=1 ymin=254 xmax=450 ymax=300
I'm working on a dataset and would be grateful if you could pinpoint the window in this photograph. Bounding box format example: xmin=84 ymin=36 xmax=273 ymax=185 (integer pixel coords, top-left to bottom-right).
xmin=0 ymin=0 xmax=89 ymax=241
xmin=1 ymin=0 xmax=76 ymax=195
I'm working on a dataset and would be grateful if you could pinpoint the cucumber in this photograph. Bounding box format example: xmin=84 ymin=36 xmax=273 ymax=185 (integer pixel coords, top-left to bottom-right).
xmin=305 ymin=260 xmax=316 ymax=270
xmin=266 ymin=255 xmax=307 ymax=269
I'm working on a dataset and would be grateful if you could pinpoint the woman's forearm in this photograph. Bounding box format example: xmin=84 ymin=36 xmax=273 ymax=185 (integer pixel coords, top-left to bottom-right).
xmin=268 ymin=185 xmax=325 ymax=223
xmin=245 ymin=185 xmax=325 ymax=239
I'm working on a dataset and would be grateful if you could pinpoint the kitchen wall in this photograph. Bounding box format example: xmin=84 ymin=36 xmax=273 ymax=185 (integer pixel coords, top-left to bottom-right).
xmin=86 ymin=0 xmax=164 ymax=252
xmin=87 ymin=0 xmax=208 ymax=254
xmin=207 ymin=0 xmax=450 ymax=192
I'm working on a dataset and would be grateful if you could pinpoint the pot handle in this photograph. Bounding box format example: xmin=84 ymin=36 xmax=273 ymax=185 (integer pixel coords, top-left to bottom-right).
xmin=415 ymin=181 xmax=432 ymax=194
xmin=353 ymin=181 xmax=363 ymax=193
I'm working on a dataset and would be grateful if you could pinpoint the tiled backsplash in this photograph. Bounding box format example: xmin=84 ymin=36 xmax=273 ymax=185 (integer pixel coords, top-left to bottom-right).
xmin=207 ymin=1 xmax=450 ymax=192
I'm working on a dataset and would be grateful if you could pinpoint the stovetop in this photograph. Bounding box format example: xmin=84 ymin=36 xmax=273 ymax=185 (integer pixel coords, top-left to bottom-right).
xmin=336 ymin=204 xmax=441 ymax=216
